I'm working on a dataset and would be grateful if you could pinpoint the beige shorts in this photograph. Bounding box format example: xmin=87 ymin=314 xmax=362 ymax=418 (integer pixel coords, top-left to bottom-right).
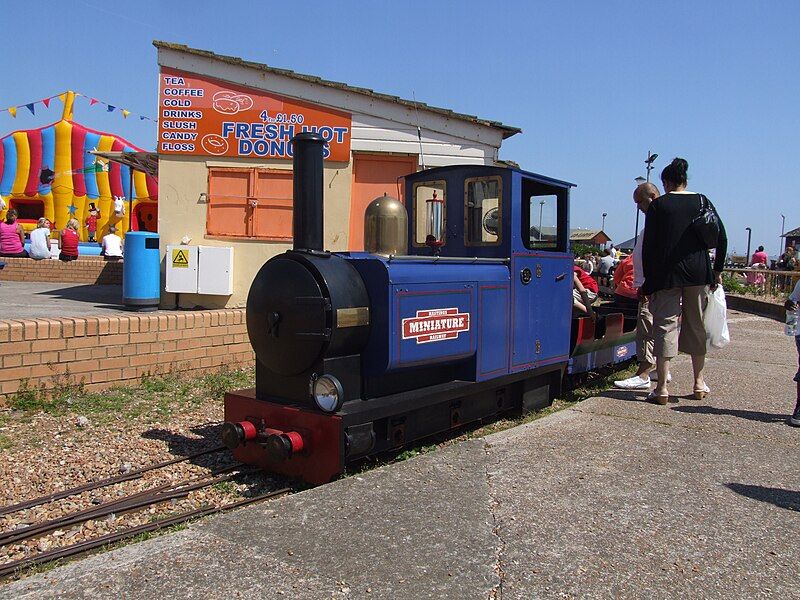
xmin=636 ymin=297 xmax=655 ymax=366
xmin=649 ymin=285 xmax=709 ymax=358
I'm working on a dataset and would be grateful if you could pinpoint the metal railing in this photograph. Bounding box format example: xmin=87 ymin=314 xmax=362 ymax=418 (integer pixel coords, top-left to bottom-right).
xmin=722 ymin=267 xmax=799 ymax=299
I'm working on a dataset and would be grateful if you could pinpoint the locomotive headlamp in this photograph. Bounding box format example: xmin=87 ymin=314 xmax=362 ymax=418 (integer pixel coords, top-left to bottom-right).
xmin=312 ymin=374 xmax=344 ymax=413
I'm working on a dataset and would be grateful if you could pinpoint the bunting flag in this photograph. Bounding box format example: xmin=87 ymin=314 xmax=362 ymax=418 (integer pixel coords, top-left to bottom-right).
xmin=1 ymin=90 xmax=157 ymax=122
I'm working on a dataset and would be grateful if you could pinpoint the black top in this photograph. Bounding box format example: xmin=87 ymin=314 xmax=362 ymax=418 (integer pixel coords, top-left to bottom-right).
xmin=641 ymin=192 xmax=727 ymax=295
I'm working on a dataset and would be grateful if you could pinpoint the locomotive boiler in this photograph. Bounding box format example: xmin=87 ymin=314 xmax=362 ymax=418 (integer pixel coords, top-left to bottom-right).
xmin=222 ymin=133 xmax=635 ymax=484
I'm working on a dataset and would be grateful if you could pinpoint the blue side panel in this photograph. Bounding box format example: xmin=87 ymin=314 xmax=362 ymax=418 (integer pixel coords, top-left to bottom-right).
xmin=477 ymin=284 xmax=510 ymax=380
xmin=390 ymin=282 xmax=476 ymax=370
xmin=40 ymin=127 xmax=56 ymax=195
xmin=83 ymin=132 xmax=101 ymax=199
xmin=511 ymin=253 xmax=573 ymax=371
xmin=0 ymin=136 xmax=17 ymax=196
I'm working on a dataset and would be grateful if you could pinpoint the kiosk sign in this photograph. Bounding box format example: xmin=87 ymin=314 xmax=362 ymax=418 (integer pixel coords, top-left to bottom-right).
xmin=157 ymin=67 xmax=352 ymax=161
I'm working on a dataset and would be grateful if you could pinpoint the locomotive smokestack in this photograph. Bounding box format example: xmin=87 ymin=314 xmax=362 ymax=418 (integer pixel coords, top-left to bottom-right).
xmin=292 ymin=132 xmax=326 ymax=251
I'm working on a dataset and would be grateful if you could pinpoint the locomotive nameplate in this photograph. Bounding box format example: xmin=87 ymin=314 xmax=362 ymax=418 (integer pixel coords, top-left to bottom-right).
xmin=402 ymin=308 xmax=470 ymax=344
xmin=336 ymin=307 xmax=370 ymax=328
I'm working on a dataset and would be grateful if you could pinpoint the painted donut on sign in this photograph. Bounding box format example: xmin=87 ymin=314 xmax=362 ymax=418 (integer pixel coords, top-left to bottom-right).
xmin=212 ymin=90 xmax=253 ymax=114
xmin=201 ymin=134 xmax=229 ymax=156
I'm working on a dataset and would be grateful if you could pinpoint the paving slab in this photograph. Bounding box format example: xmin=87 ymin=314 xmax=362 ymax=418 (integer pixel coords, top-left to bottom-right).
xmin=2 ymin=311 xmax=798 ymax=599
xmin=0 ymin=281 xmax=130 ymax=319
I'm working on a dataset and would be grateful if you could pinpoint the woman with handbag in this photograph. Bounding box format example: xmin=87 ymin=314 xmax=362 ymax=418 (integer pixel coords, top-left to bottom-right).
xmin=641 ymin=158 xmax=727 ymax=404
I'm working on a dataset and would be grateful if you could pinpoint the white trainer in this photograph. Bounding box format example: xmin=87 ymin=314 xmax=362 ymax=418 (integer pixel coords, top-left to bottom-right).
xmin=649 ymin=371 xmax=672 ymax=383
xmin=614 ymin=375 xmax=651 ymax=390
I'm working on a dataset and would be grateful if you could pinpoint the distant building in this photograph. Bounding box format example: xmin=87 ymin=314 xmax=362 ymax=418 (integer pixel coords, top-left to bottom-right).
xmin=529 ymin=227 xmax=610 ymax=248
xmin=782 ymin=226 xmax=800 ymax=251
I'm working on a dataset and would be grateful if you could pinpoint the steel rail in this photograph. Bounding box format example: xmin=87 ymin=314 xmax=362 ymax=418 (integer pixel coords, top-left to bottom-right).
xmin=0 ymin=487 xmax=291 ymax=579
xmin=0 ymin=445 xmax=227 ymax=517
xmin=0 ymin=465 xmax=248 ymax=547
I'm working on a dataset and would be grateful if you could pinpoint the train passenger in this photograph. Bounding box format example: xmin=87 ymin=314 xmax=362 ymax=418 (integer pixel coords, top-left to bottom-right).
xmin=573 ymin=265 xmax=598 ymax=320
xmin=614 ymin=182 xmax=667 ymax=391
xmin=58 ymin=218 xmax=80 ymax=262
xmin=611 ymin=254 xmax=637 ymax=307
xmin=641 ymin=158 xmax=728 ymax=404
xmin=0 ymin=209 xmax=28 ymax=258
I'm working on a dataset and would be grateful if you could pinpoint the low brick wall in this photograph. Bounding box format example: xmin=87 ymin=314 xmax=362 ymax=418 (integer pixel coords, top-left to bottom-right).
xmin=0 ymin=256 xmax=123 ymax=285
xmin=0 ymin=310 xmax=254 ymax=402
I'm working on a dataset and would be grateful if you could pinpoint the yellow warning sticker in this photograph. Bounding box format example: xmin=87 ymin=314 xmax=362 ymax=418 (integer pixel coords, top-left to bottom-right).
xmin=172 ymin=249 xmax=189 ymax=268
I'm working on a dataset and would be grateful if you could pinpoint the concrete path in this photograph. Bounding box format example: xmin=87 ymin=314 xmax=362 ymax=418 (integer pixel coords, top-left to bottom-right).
xmin=2 ymin=311 xmax=798 ymax=599
xmin=0 ymin=281 xmax=158 ymax=319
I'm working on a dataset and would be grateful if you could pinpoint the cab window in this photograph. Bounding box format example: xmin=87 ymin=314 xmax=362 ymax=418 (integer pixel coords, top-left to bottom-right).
xmin=413 ymin=180 xmax=446 ymax=247
xmin=464 ymin=176 xmax=502 ymax=246
xmin=522 ymin=178 xmax=567 ymax=252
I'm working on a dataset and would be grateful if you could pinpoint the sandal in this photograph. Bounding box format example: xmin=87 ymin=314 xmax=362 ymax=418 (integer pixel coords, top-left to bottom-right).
xmin=647 ymin=390 xmax=669 ymax=405
xmin=693 ymin=384 xmax=711 ymax=400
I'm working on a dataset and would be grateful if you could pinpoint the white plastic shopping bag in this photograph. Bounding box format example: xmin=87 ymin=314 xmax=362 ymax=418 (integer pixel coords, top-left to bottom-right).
xmin=704 ymin=286 xmax=730 ymax=350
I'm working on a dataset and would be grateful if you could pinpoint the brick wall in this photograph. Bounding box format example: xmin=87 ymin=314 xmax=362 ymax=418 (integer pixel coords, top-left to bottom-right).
xmin=0 ymin=310 xmax=254 ymax=402
xmin=0 ymin=257 xmax=123 ymax=285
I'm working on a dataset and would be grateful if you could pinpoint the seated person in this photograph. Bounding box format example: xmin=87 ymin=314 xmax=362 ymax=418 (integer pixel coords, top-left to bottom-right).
xmin=0 ymin=209 xmax=28 ymax=258
xmin=573 ymin=265 xmax=598 ymax=319
xmin=100 ymin=225 xmax=124 ymax=261
xmin=612 ymin=254 xmax=639 ymax=308
xmin=28 ymin=218 xmax=53 ymax=260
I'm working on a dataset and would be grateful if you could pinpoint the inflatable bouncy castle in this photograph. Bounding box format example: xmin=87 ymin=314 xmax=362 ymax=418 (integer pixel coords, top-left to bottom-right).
xmin=0 ymin=92 xmax=157 ymax=240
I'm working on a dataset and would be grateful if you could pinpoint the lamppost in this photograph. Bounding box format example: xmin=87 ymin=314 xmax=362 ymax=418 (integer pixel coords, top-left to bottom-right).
xmin=633 ymin=151 xmax=658 ymax=245
xmin=745 ymin=227 xmax=752 ymax=265
xmin=538 ymin=198 xmax=546 ymax=241
xmin=780 ymin=213 xmax=786 ymax=255
xmin=602 ymin=212 xmax=607 ymax=230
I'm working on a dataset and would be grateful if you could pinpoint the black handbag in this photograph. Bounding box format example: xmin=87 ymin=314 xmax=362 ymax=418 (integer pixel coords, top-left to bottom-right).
xmin=692 ymin=194 xmax=720 ymax=249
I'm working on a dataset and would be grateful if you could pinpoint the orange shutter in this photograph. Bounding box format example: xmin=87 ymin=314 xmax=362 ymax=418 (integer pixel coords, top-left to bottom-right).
xmin=207 ymin=168 xmax=251 ymax=237
xmin=253 ymin=169 xmax=294 ymax=239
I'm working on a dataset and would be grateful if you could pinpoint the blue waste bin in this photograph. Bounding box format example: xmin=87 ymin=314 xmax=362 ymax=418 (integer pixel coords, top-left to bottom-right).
xmin=123 ymin=232 xmax=160 ymax=311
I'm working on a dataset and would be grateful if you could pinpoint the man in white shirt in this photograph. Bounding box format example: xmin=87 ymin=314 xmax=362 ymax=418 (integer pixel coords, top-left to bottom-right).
xmin=100 ymin=225 xmax=124 ymax=261
xmin=614 ymin=183 xmax=671 ymax=392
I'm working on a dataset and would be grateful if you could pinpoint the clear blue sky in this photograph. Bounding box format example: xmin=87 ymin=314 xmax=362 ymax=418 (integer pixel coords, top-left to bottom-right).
xmin=2 ymin=0 xmax=798 ymax=256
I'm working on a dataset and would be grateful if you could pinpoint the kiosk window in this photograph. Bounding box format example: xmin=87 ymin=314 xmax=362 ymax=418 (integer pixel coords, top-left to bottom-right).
xmin=465 ymin=176 xmax=501 ymax=245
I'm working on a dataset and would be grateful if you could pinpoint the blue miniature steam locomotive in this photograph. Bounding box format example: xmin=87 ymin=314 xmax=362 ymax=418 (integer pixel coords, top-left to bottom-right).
xmin=222 ymin=133 xmax=635 ymax=484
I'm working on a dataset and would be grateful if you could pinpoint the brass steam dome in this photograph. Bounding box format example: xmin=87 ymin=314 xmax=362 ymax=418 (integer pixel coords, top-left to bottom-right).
xmin=363 ymin=193 xmax=408 ymax=255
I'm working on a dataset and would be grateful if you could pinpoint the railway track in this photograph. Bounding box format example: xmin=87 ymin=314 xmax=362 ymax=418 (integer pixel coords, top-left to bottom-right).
xmin=0 ymin=447 xmax=291 ymax=578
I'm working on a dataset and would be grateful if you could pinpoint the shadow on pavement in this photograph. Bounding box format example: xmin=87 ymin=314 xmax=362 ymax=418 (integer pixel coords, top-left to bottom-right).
xmin=672 ymin=405 xmax=788 ymax=423
xmin=726 ymin=483 xmax=800 ymax=512
xmin=596 ymin=388 xmax=685 ymax=404
xmin=35 ymin=283 xmax=124 ymax=307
